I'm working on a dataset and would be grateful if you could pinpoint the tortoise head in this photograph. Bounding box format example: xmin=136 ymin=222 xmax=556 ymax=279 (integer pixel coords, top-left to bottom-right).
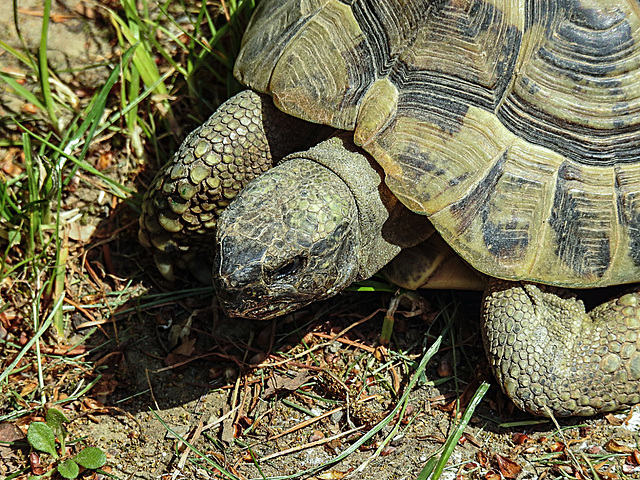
xmin=214 ymin=158 xmax=361 ymax=319
xmin=214 ymin=137 xmax=401 ymax=320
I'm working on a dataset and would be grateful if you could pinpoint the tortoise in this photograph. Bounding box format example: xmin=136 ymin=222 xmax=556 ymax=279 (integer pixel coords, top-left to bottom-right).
xmin=139 ymin=0 xmax=640 ymax=417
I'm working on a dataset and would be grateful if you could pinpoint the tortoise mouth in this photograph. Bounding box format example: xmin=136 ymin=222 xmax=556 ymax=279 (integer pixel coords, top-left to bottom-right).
xmin=220 ymin=295 xmax=310 ymax=320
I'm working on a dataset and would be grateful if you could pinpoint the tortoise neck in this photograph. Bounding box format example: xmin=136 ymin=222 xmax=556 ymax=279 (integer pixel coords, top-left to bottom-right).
xmin=283 ymin=135 xmax=401 ymax=279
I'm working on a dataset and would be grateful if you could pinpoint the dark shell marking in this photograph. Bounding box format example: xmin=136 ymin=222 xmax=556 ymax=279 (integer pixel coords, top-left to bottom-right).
xmin=235 ymin=0 xmax=640 ymax=288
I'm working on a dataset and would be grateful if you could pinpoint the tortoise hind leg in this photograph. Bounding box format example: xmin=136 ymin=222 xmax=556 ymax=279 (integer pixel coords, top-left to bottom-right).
xmin=139 ymin=90 xmax=327 ymax=281
xmin=482 ymin=280 xmax=640 ymax=416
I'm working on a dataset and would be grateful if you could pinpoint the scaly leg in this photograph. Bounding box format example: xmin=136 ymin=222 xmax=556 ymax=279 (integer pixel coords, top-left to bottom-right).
xmin=483 ymin=279 xmax=640 ymax=416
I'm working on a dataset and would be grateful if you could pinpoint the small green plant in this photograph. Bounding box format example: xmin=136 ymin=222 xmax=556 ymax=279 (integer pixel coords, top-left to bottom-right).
xmin=26 ymin=408 xmax=106 ymax=479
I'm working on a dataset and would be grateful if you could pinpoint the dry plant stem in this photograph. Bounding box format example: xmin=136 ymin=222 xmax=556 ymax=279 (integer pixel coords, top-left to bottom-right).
xmin=202 ymin=405 xmax=240 ymax=432
xmin=313 ymin=332 xmax=376 ymax=353
xmin=42 ymin=345 xmax=87 ymax=355
xmin=268 ymin=394 xmax=379 ymax=441
xmin=232 ymin=377 xmax=250 ymax=434
xmin=259 ymin=426 xmax=366 ymax=462
xmin=63 ymin=297 xmax=98 ymax=324
xmin=544 ymin=406 xmax=584 ymax=473
xmin=390 ymin=363 xmax=401 ymax=394
xmin=176 ymin=420 xmax=205 ymax=473
xmin=281 ymin=361 xmax=328 ymax=372
xmin=256 ymin=309 xmax=385 ymax=369
xmin=74 ymin=318 xmax=124 ymax=329
xmin=220 ymin=0 xmax=231 ymax=21
xmin=146 ymin=368 xmax=160 ymax=410
xmin=153 ymin=350 xmax=247 ymax=372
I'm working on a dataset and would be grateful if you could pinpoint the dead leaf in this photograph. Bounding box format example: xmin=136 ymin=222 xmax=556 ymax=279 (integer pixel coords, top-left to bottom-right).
xmin=549 ymin=441 xmax=565 ymax=453
xmin=605 ymin=413 xmax=624 ymax=426
xmin=68 ymin=222 xmax=96 ymax=242
xmin=512 ymin=432 xmax=529 ymax=445
xmin=82 ymin=397 xmax=102 ymax=409
xmin=242 ymin=451 xmax=253 ymax=462
xmin=97 ymin=152 xmax=113 ymax=170
xmin=29 ymin=452 xmax=44 ymax=475
xmin=173 ymin=338 xmax=196 ymax=356
xmin=374 ymin=345 xmax=387 ymax=362
xmin=495 ymin=454 xmax=522 ymax=479
xmin=400 ymin=404 xmax=414 ymax=425
xmin=604 ymin=439 xmax=633 ymax=454
xmin=380 ymin=446 xmax=396 ymax=456
xmin=476 ymin=450 xmax=490 ymax=468
xmin=0 ymin=423 xmax=27 ymax=469
xmin=263 ymin=371 xmax=311 ymax=397
xmin=437 ymin=358 xmax=452 ymax=377
xmin=92 ymin=377 xmax=118 ymax=397
xmin=19 ymin=380 xmax=38 ymax=397
xmin=22 ymin=103 xmax=38 ymax=114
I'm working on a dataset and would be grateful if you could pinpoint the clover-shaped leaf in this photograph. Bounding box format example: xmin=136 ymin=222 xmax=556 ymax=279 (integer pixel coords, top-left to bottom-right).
xmin=57 ymin=459 xmax=80 ymax=479
xmin=45 ymin=408 xmax=69 ymax=450
xmin=45 ymin=408 xmax=68 ymax=434
xmin=27 ymin=422 xmax=58 ymax=459
xmin=74 ymin=447 xmax=107 ymax=469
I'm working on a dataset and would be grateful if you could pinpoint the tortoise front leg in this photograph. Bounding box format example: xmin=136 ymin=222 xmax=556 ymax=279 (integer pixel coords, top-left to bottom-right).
xmin=482 ymin=280 xmax=640 ymax=416
xmin=139 ymin=90 xmax=325 ymax=281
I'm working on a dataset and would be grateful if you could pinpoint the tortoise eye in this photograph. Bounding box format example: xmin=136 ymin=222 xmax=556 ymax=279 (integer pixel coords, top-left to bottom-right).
xmin=271 ymin=255 xmax=306 ymax=281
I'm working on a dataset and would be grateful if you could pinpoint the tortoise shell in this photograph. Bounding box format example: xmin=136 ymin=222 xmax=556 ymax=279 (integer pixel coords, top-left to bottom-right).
xmin=234 ymin=0 xmax=640 ymax=288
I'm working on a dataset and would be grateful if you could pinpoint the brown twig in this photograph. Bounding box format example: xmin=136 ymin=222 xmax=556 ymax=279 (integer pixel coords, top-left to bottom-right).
xmin=259 ymin=425 xmax=365 ymax=462
xmin=268 ymin=394 xmax=378 ymax=441
xmin=256 ymin=309 xmax=384 ymax=369
xmin=312 ymin=332 xmax=375 ymax=353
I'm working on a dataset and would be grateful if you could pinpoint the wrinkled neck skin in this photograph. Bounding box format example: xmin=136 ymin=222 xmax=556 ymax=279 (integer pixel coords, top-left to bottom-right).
xmin=214 ymin=136 xmax=401 ymax=320
xmin=303 ymin=136 xmax=403 ymax=278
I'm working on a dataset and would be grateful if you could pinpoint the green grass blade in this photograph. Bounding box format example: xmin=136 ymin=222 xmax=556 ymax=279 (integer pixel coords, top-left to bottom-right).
xmin=38 ymin=0 xmax=59 ymax=129
xmin=62 ymin=45 xmax=136 ymax=165
xmin=0 ymin=39 xmax=34 ymax=68
xmin=113 ymin=0 xmax=170 ymax=100
xmin=0 ymin=293 xmax=64 ymax=385
xmin=417 ymin=382 xmax=490 ymax=480
xmin=0 ymin=72 xmax=47 ymax=112
xmin=14 ymin=126 xmax=134 ymax=198
xmin=151 ymin=411 xmax=241 ymax=480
